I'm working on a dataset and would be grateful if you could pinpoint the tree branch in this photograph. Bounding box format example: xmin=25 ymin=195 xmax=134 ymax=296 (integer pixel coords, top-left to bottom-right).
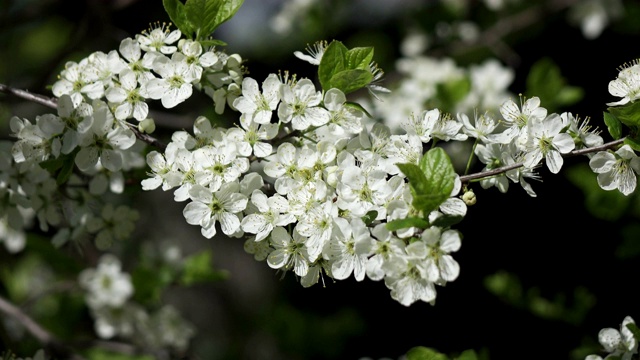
xmin=0 ymin=83 xmax=166 ymax=151
xmin=0 ymin=84 xmax=58 ymax=109
xmin=0 ymin=294 xmax=86 ymax=360
xmin=460 ymin=138 xmax=625 ymax=183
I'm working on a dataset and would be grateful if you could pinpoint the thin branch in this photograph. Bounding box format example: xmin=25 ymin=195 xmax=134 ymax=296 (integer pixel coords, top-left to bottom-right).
xmin=0 ymin=83 xmax=166 ymax=151
xmin=0 ymin=84 xmax=58 ymax=109
xmin=0 ymin=294 xmax=86 ymax=360
xmin=460 ymin=138 xmax=625 ymax=183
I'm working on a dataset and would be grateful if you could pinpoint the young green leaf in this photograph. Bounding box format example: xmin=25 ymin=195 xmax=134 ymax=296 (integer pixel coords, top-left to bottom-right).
xmin=608 ymin=101 xmax=640 ymax=128
xmin=163 ymin=0 xmax=192 ymax=37
xmin=211 ymin=0 xmax=244 ymax=33
xmin=397 ymin=163 xmax=429 ymax=195
xmin=603 ymin=111 xmax=623 ymax=139
xmin=414 ymin=147 xmax=456 ymax=214
xmin=329 ymin=69 xmax=373 ymax=94
xmin=185 ymin=0 xmax=221 ymax=40
xmin=345 ymin=46 xmax=374 ymax=70
xmin=318 ymin=40 xmax=348 ymax=91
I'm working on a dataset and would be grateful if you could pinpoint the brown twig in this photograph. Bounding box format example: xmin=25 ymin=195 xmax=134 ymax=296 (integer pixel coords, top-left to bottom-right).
xmin=460 ymin=138 xmax=625 ymax=183
xmin=0 ymin=83 xmax=166 ymax=151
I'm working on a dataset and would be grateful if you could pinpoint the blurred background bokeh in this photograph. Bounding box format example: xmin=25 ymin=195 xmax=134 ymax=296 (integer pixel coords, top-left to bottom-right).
xmin=2 ymin=0 xmax=640 ymax=359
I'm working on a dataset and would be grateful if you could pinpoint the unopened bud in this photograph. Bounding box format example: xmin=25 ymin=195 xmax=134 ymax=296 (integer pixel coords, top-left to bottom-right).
xmin=138 ymin=118 xmax=156 ymax=134
xmin=462 ymin=189 xmax=476 ymax=206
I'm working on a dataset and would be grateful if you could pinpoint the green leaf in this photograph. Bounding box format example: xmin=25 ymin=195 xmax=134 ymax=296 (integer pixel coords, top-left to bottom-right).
xmin=345 ymin=46 xmax=374 ymax=70
xmin=415 ymin=147 xmax=456 ymax=214
xmin=39 ymin=156 xmax=65 ymax=173
xmin=180 ymin=250 xmax=229 ymax=286
xmin=386 ymin=217 xmax=430 ymax=231
xmin=210 ymin=0 xmax=244 ymax=33
xmin=624 ymin=136 xmax=640 ymax=151
xmin=431 ymin=214 xmax=464 ymax=228
xmin=344 ymin=101 xmax=372 ymax=118
xmin=608 ymin=101 xmax=640 ymax=128
xmin=626 ymin=322 xmax=640 ymax=341
xmin=397 ymin=163 xmax=429 ymax=195
xmin=185 ymin=0 xmax=220 ymax=39
xmin=318 ymin=40 xmax=348 ymax=91
xmin=329 ymin=69 xmax=373 ymax=94
xmin=406 ymin=347 xmax=449 ymax=360
xmin=604 ymin=111 xmax=623 ymax=139
xmin=455 ymin=350 xmax=479 ymax=360
xmin=362 ymin=210 xmax=378 ymax=226
xmin=163 ymin=0 xmax=192 ymax=37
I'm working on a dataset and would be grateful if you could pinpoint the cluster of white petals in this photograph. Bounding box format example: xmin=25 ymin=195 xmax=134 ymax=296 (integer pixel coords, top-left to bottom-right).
xmin=78 ymin=253 xmax=194 ymax=350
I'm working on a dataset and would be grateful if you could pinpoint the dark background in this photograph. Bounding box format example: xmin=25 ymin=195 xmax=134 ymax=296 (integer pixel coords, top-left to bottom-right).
xmin=1 ymin=0 xmax=640 ymax=359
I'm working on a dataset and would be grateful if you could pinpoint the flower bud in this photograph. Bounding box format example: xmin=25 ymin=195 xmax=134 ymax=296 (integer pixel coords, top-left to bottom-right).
xmin=139 ymin=118 xmax=156 ymax=134
xmin=462 ymin=189 xmax=476 ymax=206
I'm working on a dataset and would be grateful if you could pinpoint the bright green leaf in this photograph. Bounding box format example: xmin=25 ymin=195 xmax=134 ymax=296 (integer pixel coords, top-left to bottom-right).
xmin=386 ymin=217 xmax=430 ymax=231
xmin=318 ymin=40 xmax=348 ymax=91
xmin=406 ymin=346 xmax=450 ymax=360
xmin=184 ymin=0 xmax=243 ymax=40
xmin=163 ymin=0 xmax=192 ymax=37
xmin=608 ymin=101 xmax=640 ymax=128
xmin=397 ymin=163 xmax=429 ymax=194
xmin=211 ymin=0 xmax=245 ymax=33
xmin=604 ymin=111 xmax=623 ymax=139
xmin=345 ymin=46 xmax=374 ymax=70
xmin=415 ymin=147 xmax=456 ymax=213
xmin=329 ymin=69 xmax=373 ymax=94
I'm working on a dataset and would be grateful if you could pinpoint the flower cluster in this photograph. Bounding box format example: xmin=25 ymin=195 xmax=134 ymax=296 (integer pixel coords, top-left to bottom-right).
xmin=79 ymin=254 xmax=194 ymax=351
xmin=1 ymin=19 xmax=636 ymax=312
